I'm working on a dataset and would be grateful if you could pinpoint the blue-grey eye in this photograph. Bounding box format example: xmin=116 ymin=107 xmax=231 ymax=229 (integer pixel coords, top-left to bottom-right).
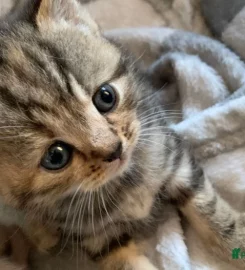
xmin=93 ymin=84 xmax=117 ymax=113
xmin=41 ymin=142 xmax=73 ymax=171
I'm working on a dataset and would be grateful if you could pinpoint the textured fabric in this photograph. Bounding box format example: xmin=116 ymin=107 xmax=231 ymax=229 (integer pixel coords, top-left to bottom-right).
xmin=201 ymin=0 xmax=245 ymax=36
xmin=222 ymin=7 xmax=245 ymax=60
xmin=0 ymin=0 xmax=14 ymax=17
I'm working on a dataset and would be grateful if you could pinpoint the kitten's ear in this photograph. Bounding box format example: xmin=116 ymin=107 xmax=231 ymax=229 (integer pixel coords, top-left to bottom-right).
xmin=36 ymin=0 xmax=99 ymax=34
xmin=5 ymin=0 xmax=99 ymax=35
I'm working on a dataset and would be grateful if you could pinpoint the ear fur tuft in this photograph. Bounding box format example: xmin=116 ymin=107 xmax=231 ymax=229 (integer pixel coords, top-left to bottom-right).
xmin=36 ymin=0 xmax=99 ymax=33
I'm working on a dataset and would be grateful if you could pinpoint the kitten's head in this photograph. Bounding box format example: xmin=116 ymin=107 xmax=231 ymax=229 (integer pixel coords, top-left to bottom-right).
xmin=0 ymin=0 xmax=141 ymax=211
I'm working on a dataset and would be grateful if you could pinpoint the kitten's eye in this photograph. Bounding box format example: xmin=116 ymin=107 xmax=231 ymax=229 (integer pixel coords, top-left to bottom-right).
xmin=93 ymin=84 xmax=117 ymax=113
xmin=41 ymin=142 xmax=73 ymax=171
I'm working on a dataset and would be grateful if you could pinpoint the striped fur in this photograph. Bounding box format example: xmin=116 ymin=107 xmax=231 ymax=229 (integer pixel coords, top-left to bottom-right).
xmin=0 ymin=0 xmax=244 ymax=269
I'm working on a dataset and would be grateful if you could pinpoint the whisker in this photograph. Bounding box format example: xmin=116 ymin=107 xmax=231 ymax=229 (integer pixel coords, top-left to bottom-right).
xmin=58 ymin=184 xmax=82 ymax=255
xmin=76 ymin=193 xmax=88 ymax=268
xmin=138 ymin=139 xmax=174 ymax=153
xmin=100 ymin=190 xmax=120 ymax=245
xmin=98 ymin=189 xmax=109 ymax=254
xmin=140 ymin=114 xmax=183 ymax=124
xmin=137 ymin=105 xmax=165 ymax=118
xmin=0 ymin=126 xmax=28 ymax=129
xmin=137 ymin=91 xmax=164 ymax=105
xmin=105 ymin=187 xmax=126 ymax=220
xmin=91 ymin=191 xmax=96 ymax=237
xmin=129 ymin=49 xmax=147 ymax=69
xmin=79 ymin=192 xmax=89 ymax=238
xmin=0 ymin=135 xmax=29 ymax=140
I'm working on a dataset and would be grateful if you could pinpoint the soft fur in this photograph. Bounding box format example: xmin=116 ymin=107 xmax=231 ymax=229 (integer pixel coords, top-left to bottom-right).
xmin=0 ymin=1 xmax=245 ymax=270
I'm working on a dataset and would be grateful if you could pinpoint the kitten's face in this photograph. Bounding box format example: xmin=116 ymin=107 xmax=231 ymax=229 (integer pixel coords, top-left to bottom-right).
xmin=0 ymin=0 xmax=140 ymax=210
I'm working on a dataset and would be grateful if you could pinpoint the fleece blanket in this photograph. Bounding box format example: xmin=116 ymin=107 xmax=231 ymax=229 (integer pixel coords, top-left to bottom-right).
xmin=201 ymin=0 xmax=245 ymax=61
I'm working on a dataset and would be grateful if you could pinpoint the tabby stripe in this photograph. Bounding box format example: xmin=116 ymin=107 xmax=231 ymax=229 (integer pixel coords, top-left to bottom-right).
xmin=223 ymin=220 xmax=236 ymax=236
xmin=190 ymin=156 xmax=204 ymax=190
xmin=204 ymin=194 xmax=217 ymax=216
xmin=0 ymin=87 xmax=57 ymax=125
xmin=0 ymin=87 xmax=27 ymax=111
xmin=205 ymin=195 xmax=235 ymax=237
xmin=172 ymin=135 xmax=184 ymax=171
xmin=21 ymin=46 xmax=65 ymax=92
xmin=109 ymin=57 xmax=127 ymax=82
xmin=120 ymin=167 xmax=144 ymax=187
xmin=163 ymin=134 xmax=173 ymax=162
xmin=36 ymin=41 xmax=73 ymax=95
xmin=162 ymin=132 xmax=183 ymax=172
xmin=32 ymin=182 xmax=66 ymax=196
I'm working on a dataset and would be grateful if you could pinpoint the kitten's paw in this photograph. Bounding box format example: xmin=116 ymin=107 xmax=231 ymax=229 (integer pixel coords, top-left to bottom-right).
xmin=101 ymin=257 xmax=158 ymax=270
xmin=127 ymin=256 xmax=158 ymax=270
xmin=163 ymin=153 xmax=205 ymax=206
xmin=100 ymin=242 xmax=158 ymax=270
xmin=0 ymin=225 xmax=30 ymax=269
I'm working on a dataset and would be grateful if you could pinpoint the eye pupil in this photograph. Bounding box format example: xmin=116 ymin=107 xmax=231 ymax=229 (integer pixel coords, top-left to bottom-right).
xmin=100 ymin=88 xmax=113 ymax=103
xmin=41 ymin=142 xmax=72 ymax=171
xmin=49 ymin=147 xmax=64 ymax=165
xmin=93 ymin=84 xmax=117 ymax=113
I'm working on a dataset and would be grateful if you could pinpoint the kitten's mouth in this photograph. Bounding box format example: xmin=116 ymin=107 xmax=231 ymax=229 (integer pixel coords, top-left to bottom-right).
xmin=104 ymin=151 xmax=129 ymax=175
xmin=106 ymin=153 xmax=127 ymax=168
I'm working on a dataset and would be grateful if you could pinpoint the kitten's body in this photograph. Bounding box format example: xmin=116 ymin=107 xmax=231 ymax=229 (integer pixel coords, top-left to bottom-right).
xmin=0 ymin=0 xmax=245 ymax=269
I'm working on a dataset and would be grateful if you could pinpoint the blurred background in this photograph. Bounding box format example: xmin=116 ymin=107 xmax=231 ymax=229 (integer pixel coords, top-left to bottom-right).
xmin=0 ymin=0 xmax=210 ymax=35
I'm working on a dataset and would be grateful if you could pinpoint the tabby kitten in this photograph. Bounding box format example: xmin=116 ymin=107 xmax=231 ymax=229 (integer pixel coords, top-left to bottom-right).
xmin=0 ymin=0 xmax=245 ymax=269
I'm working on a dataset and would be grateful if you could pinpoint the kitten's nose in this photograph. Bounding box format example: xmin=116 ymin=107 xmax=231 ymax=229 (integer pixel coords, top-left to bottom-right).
xmin=104 ymin=142 xmax=123 ymax=163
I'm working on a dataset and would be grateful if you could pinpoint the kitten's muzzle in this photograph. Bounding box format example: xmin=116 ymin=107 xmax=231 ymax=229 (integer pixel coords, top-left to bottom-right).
xmin=103 ymin=141 xmax=122 ymax=163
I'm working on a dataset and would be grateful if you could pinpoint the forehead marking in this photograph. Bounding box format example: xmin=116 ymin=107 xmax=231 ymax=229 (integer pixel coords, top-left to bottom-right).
xmin=69 ymin=73 xmax=87 ymax=103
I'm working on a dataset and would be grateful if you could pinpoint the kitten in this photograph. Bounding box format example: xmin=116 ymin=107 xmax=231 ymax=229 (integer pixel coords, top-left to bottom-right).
xmin=0 ymin=0 xmax=245 ymax=269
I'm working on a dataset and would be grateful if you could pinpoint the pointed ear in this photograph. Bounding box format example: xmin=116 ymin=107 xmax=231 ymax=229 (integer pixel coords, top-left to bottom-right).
xmin=36 ymin=0 xmax=99 ymax=34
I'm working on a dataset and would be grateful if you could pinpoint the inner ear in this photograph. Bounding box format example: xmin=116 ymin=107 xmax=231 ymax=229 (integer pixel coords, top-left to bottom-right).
xmin=36 ymin=0 xmax=99 ymax=34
